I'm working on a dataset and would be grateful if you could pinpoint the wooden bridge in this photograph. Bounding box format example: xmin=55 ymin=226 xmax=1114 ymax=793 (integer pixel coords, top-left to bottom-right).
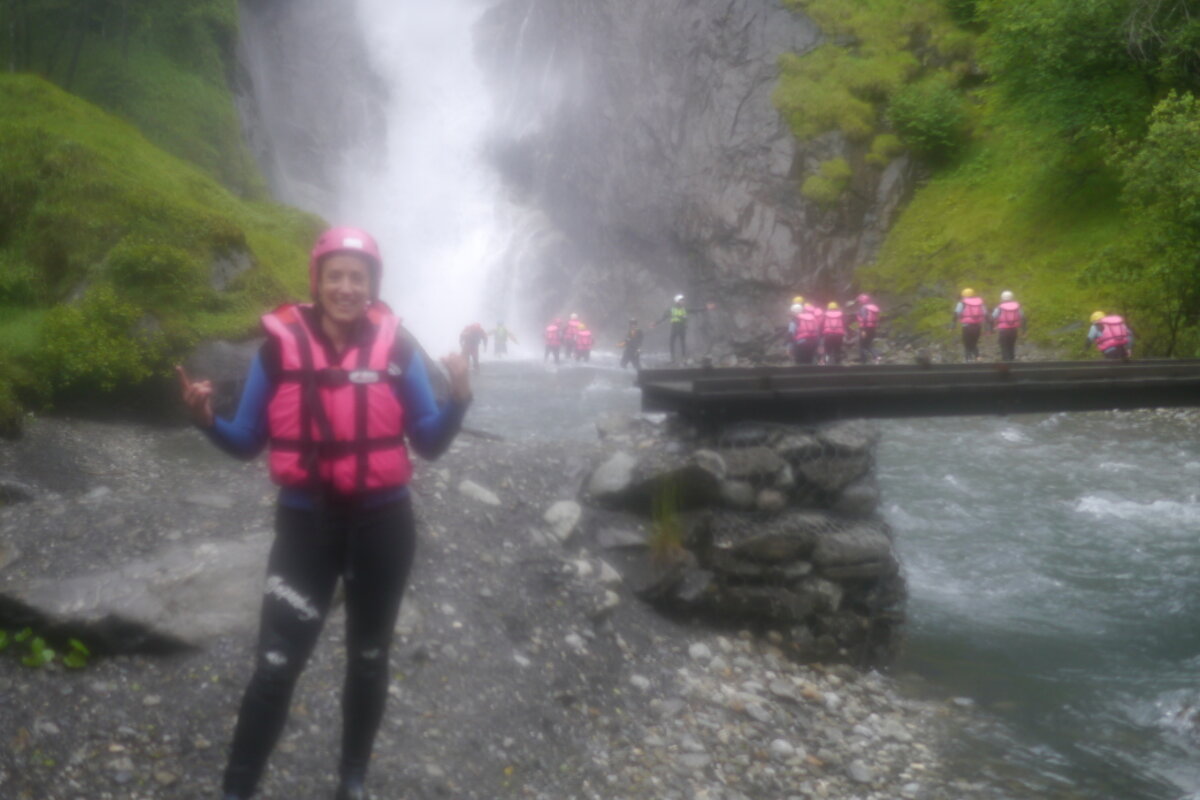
xmin=636 ymin=360 xmax=1200 ymax=426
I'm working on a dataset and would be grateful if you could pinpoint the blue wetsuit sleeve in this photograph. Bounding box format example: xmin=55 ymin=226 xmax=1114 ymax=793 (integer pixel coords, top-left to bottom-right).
xmin=205 ymin=351 xmax=271 ymax=460
xmin=398 ymin=349 xmax=468 ymax=460
xmin=1087 ymin=325 xmax=1100 ymax=343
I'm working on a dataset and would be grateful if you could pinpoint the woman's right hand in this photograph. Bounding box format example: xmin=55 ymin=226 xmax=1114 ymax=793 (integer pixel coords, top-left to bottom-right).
xmin=176 ymin=365 xmax=214 ymax=427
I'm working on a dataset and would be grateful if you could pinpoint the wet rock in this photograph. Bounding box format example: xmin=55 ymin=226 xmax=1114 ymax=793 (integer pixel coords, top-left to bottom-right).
xmin=719 ymin=446 xmax=785 ymax=484
xmin=595 ymin=527 xmax=648 ymax=550
xmin=0 ymin=479 xmax=37 ymax=505
xmin=459 ymin=480 xmax=502 ymax=506
xmin=832 ymin=475 xmax=881 ymax=517
xmin=0 ymin=531 xmax=271 ymax=651
xmin=717 ymin=511 xmax=825 ymax=563
xmin=718 ymin=480 xmax=756 ymax=510
xmin=543 ymin=500 xmax=582 ymax=542
xmin=756 ymin=488 xmax=787 ymax=512
xmin=812 ymin=522 xmax=896 ymax=576
xmin=586 ymin=452 xmax=638 ymax=501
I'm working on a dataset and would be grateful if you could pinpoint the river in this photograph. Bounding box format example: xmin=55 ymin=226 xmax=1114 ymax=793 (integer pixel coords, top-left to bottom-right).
xmin=465 ymin=350 xmax=1200 ymax=800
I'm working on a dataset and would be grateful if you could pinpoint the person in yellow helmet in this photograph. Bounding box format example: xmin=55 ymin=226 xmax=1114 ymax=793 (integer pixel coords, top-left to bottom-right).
xmin=823 ymin=301 xmax=847 ymax=364
xmin=1087 ymin=311 xmax=1134 ymax=359
xmin=950 ymin=288 xmax=987 ymax=362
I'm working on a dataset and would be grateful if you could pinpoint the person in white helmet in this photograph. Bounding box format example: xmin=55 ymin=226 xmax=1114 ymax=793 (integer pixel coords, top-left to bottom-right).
xmin=990 ymin=290 xmax=1026 ymax=362
xmin=653 ymin=294 xmax=716 ymax=363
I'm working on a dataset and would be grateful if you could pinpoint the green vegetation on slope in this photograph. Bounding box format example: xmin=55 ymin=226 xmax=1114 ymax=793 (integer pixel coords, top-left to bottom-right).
xmin=778 ymin=0 xmax=1200 ymax=356
xmin=0 ymin=75 xmax=319 ymax=429
xmin=1 ymin=0 xmax=263 ymax=194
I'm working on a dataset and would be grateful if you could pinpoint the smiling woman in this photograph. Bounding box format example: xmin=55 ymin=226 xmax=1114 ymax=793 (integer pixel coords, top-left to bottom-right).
xmin=176 ymin=226 xmax=473 ymax=800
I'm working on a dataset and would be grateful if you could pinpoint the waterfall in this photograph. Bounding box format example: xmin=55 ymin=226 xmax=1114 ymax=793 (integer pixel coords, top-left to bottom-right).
xmin=335 ymin=1 xmax=505 ymax=353
xmin=237 ymin=0 xmax=520 ymax=354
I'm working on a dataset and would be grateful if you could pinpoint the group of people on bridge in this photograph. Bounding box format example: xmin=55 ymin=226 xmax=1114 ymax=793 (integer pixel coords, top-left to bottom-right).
xmin=787 ymin=293 xmax=882 ymax=365
xmin=951 ymin=288 xmax=1134 ymax=362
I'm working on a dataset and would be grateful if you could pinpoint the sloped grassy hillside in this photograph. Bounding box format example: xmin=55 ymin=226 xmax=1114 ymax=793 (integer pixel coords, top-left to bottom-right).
xmin=1 ymin=0 xmax=262 ymax=195
xmin=0 ymin=75 xmax=319 ymax=433
xmin=777 ymin=0 xmax=1200 ymax=357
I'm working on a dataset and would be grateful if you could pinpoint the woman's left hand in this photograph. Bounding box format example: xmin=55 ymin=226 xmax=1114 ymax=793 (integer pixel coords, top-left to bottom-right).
xmin=441 ymin=353 xmax=472 ymax=403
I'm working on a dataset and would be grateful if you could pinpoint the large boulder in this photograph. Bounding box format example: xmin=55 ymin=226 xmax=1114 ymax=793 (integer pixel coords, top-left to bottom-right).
xmin=0 ymin=531 xmax=271 ymax=652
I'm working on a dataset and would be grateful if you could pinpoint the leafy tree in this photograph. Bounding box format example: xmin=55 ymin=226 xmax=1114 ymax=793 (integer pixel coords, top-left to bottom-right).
xmin=887 ymin=75 xmax=968 ymax=162
xmin=1086 ymin=92 xmax=1200 ymax=354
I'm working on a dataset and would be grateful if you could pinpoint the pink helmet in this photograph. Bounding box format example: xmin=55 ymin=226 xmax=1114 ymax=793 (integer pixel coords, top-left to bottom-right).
xmin=308 ymin=226 xmax=382 ymax=300
xmin=856 ymin=293 xmax=871 ymax=304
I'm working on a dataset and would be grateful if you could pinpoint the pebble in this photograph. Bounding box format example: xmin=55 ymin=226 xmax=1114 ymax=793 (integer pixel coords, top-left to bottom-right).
xmin=847 ymin=760 xmax=874 ymax=784
xmin=769 ymin=739 xmax=795 ymax=760
xmin=688 ymin=643 xmax=713 ymax=661
xmin=630 ymin=674 xmax=651 ymax=691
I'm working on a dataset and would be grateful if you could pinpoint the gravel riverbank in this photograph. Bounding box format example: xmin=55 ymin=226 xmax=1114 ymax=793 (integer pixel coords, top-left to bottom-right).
xmin=0 ymin=414 xmax=997 ymax=800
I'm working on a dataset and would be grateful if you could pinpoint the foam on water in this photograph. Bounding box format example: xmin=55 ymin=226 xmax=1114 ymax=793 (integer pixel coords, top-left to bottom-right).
xmin=879 ymin=413 xmax=1200 ymax=799
xmin=1075 ymin=495 xmax=1200 ymax=527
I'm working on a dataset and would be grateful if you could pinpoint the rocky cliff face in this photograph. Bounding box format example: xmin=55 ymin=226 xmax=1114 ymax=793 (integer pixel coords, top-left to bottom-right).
xmin=477 ymin=0 xmax=914 ymax=351
xmin=235 ymin=0 xmax=386 ymax=214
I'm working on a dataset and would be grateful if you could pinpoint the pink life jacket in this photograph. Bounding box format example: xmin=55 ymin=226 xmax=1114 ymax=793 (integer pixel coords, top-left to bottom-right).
xmin=1095 ymin=315 xmax=1130 ymax=351
xmin=995 ymin=301 xmax=1022 ymax=330
xmin=576 ymin=329 xmax=593 ymax=350
xmin=261 ymin=303 xmax=411 ymax=495
xmin=823 ymin=309 xmax=846 ymax=336
xmin=793 ymin=311 xmax=820 ymax=342
xmin=564 ymin=320 xmax=582 ymax=343
xmin=544 ymin=324 xmax=561 ymax=346
xmin=959 ymin=296 xmax=985 ymax=325
xmin=859 ymin=303 xmax=880 ymax=329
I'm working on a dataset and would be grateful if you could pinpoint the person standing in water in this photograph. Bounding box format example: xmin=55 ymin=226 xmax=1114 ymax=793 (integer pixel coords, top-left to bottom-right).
xmin=490 ymin=322 xmax=517 ymax=357
xmin=178 ymin=227 xmax=471 ymax=800
xmin=544 ymin=318 xmax=563 ymax=363
xmin=459 ymin=322 xmax=488 ymax=372
xmin=619 ymin=318 xmax=644 ymax=369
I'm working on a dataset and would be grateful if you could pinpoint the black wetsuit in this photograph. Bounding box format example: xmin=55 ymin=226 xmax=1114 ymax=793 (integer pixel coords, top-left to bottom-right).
xmin=620 ymin=327 xmax=644 ymax=369
xmin=223 ymin=499 xmax=416 ymax=796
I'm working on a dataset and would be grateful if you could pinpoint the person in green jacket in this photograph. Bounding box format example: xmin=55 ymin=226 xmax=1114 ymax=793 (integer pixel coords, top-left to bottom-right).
xmin=652 ymin=294 xmax=715 ymax=363
xmin=490 ymin=322 xmax=518 ymax=357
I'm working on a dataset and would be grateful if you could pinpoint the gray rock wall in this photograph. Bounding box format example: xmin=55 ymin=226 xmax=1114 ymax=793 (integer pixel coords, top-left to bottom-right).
xmin=586 ymin=419 xmax=904 ymax=666
xmin=477 ymin=0 xmax=915 ymax=350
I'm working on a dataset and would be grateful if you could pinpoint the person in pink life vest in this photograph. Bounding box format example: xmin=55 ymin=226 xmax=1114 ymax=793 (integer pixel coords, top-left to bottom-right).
xmin=544 ymin=318 xmax=563 ymax=363
xmin=562 ymin=312 xmax=583 ymax=357
xmin=990 ymin=290 xmax=1027 ymax=362
xmin=459 ymin=322 xmax=488 ymax=372
xmin=1087 ymin=311 xmax=1134 ymax=359
xmin=853 ymin=293 xmax=882 ymax=363
xmin=822 ymin=302 xmax=847 ymax=364
xmin=950 ymin=287 xmax=987 ymax=362
xmin=805 ymin=300 xmax=827 ymax=364
xmin=177 ymin=227 xmax=470 ymax=800
xmin=574 ymin=324 xmax=594 ymax=361
xmin=791 ymin=303 xmax=821 ymax=364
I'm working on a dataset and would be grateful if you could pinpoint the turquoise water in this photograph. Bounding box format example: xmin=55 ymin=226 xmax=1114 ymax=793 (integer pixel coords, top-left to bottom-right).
xmin=879 ymin=413 xmax=1200 ymax=799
